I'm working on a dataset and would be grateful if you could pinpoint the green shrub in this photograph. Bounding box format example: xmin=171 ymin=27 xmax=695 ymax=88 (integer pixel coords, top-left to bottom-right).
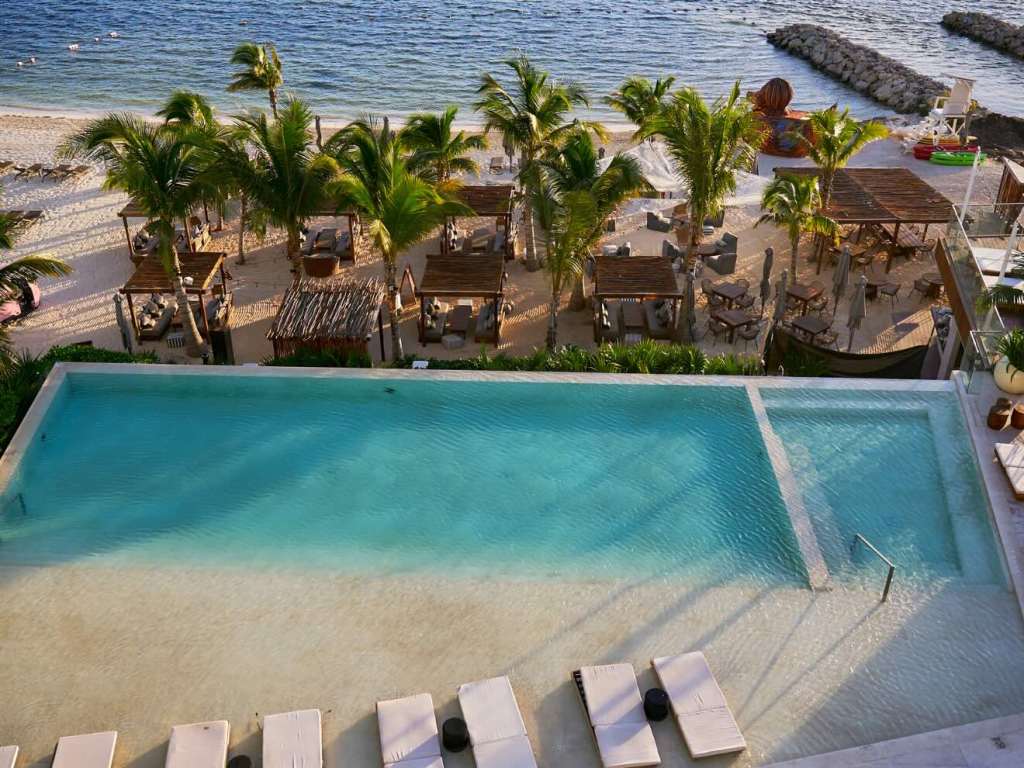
xmin=263 ymin=347 xmax=373 ymax=368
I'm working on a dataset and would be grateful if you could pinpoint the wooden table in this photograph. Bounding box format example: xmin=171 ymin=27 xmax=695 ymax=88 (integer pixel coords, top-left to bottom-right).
xmin=786 ymin=283 xmax=823 ymax=315
xmin=448 ymin=304 xmax=472 ymax=336
xmin=716 ymin=308 xmax=752 ymax=342
xmin=621 ymin=302 xmax=645 ymax=334
xmin=711 ymin=282 xmax=746 ymax=308
xmin=791 ymin=314 xmax=830 ymax=343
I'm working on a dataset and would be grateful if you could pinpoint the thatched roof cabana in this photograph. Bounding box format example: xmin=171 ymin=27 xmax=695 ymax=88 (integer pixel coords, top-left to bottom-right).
xmin=268 ymin=277 xmax=386 ymax=358
xmin=415 ymin=254 xmax=507 ymax=345
xmin=441 ymin=184 xmax=517 ymax=259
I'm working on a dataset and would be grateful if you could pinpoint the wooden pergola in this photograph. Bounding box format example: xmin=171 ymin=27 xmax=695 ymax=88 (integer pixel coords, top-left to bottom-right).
xmin=441 ymin=185 xmax=516 ymax=260
xmin=415 ymin=254 xmax=507 ymax=345
xmin=119 ymin=251 xmax=228 ymax=340
xmin=117 ymin=198 xmax=209 ymax=263
xmin=268 ymin=277 xmax=386 ymax=359
xmin=310 ymin=206 xmax=361 ymax=263
xmin=592 ymin=256 xmax=683 ymax=342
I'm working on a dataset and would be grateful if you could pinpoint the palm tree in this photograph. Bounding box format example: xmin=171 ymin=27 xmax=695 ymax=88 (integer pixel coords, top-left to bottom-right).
xmin=644 ymin=82 xmax=764 ymax=267
xmin=228 ymin=42 xmax=284 ymax=118
xmin=401 ymin=106 xmax=487 ymax=184
xmin=756 ymin=175 xmax=838 ymax=275
xmin=59 ymin=114 xmax=209 ymax=355
xmin=541 ymin=188 xmax=596 ymax=350
xmin=330 ymin=117 xmax=471 ymax=360
xmin=793 ymin=107 xmax=888 ymax=273
xmin=605 ymin=76 xmax=675 ymax=139
xmin=0 ymin=214 xmax=71 ymax=361
xmin=205 ymin=125 xmax=262 ymax=265
xmin=231 ymin=99 xmax=339 ymax=263
xmin=537 ymin=132 xmax=651 ymax=312
xmin=475 ymin=54 xmax=599 ymax=271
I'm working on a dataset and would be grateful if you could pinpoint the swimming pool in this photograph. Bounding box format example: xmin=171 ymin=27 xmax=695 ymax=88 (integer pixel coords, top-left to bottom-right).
xmin=0 ymin=365 xmax=1005 ymax=590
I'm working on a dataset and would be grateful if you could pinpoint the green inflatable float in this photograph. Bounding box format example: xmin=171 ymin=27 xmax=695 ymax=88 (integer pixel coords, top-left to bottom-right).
xmin=929 ymin=151 xmax=987 ymax=166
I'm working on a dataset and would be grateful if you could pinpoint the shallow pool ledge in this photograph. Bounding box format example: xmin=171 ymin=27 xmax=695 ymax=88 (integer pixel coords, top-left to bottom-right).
xmin=746 ymin=383 xmax=831 ymax=590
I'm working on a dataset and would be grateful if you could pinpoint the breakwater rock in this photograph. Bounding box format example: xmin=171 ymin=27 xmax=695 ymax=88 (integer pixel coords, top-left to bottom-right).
xmin=942 ymin=12 xmax=1024 ymax=60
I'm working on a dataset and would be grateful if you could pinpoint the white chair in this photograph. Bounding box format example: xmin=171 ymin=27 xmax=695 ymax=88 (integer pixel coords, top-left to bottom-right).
xmin=929 ymin=76 xmax=975 ymax=136
xmin=376 ymin=693 xmax=444 ymax=768
xmin=166 ymin=721 xmax=230 ymax=768
xmin=573 ymin=664 xmax=660 ymax=768
xmin=457 ymin=676 xmax=538 ymax=768
xmin=53 ymin=731 xmax=117 ymax=768
xmin=263 ymin=709 xmax=322 ymax=768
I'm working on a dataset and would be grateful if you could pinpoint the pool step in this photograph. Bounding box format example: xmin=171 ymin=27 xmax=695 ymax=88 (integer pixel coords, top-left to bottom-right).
xmin=746 ymin=384 xmax=831 ymax=591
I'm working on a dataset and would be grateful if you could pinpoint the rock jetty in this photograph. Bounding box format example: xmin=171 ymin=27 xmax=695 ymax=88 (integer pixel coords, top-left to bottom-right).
xmin=767 ymin=25 xmax=946 ymax=115
xmin=942 ymin=12 xmax=1024 ymax=60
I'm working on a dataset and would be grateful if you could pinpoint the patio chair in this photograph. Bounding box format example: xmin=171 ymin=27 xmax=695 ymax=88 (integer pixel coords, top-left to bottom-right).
xmin=53 ymin=731 xmax=118 ymax=768
xmin=995 ymin=432 xmax=1024 ymax=500
xmin=816 ymin=329 xmax=839 ymax=349
xmin=807 ymin=294 xmax=828 ymax=315
xmin=646 ymin=211 xmax=672 ymax=233
xmin=0 ymin=746 xmax=17 ymax=768
xmin=661 ymin=239 xmax=682 ymax=262
xmin=457 ymin=676 xmax=538 ymax=768
xmin=735 ymin=293 xmax=756 ymax=311
xmin=929 ymin=76 xmax=974 ymax=137
xmin=880 ymin=282 xmax=900 ymax=309
xmin=735 ymin=278 xmax=750 ymax=293
xmin=704 ymin=317 xmax=729 ymax=345
xmin=643 ymin=299 xmax=676 ymax=340
xmin=165 ymin=721 xmax=230 ymax=768
xmin=736 ymin=321 xmax=762 ymax=351
xmin=910 ymin=277 xmax=932 ymax=302
xmin=704 ymin=210 xmax=725 ymax=229
xmin=263 ymin=709 xmax=322 ymax=768
xmin=699 ymin=278 xmax=716 ymax=308
xmin=705 ymin=233 xmax=737 ymax=275
xmin=572 ymin=664 xmax=660 ymax=768
xmin=652 ymin=653 xmax=746 ymax=759
xmin=377 ymin=693 xmax=444 ymax=768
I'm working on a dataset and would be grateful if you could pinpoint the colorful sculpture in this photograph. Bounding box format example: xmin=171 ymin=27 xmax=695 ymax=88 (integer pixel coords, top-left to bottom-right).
xmin=749 ymin=78 xmax=814 ymax=158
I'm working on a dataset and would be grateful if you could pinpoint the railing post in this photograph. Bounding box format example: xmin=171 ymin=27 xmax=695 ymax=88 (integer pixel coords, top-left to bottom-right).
xmin=853 ymin=533 xmax=896 ymax=603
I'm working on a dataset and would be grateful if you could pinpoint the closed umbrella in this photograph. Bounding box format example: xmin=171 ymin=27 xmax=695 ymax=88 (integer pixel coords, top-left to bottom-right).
xmin=112 ymin=293 xmax=133 ymax=354
xmin=832 ymin=244 xmax=852 ymax=312
xmin=847 ymin=274 xmax=868 ymax=352
xmin=684 ymin=269 xmax=697 ymax=341
xmin=772 ymin=269 xmax=789 ymax=327
xmin=760 ymin=247 xmax=774 ymax=316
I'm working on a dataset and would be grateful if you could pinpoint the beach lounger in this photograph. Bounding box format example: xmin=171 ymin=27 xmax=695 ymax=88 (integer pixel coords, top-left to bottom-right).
xmin=0 ymin=746 xmax=17 ymax=768
xmin=995 ymin=432 xmax=1024 ymax=500
xmin=489 ymin=157 xmax=505 ymax=174
xmin=166 ymin=721 xmax=230 ymax=768
xmin=53 ymin=731 xmax=117 ymax=768
xmin=573 ymin=664 xmax=660 ymax=768
xmin=263 ymin=709 xmax=322 ymax=768
xmin=42 ymin=164 xmax=74 ymax=181
xmin=457 ymin=676 xmax=537 ymax=768
xmin=0 ymin=161 xmax=14 ymax=176
xmin=14 ymin=163 xmax=43 ymax=179
xmin=376 ymin=692 xmax=444 ymax=768
xmin=652 ymin=652 xmax=746 ymax=759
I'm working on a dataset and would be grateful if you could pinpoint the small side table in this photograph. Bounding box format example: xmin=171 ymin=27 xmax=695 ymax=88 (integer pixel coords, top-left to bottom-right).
xmin=643 ymin=688 xmax=670 ymax=721
xmin=442 ymin=717 xmax=470 ymax=752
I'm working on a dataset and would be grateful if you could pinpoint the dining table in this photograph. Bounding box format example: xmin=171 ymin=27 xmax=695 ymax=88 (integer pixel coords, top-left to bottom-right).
xmin=791 ymin=314 xmax=830 ymax=344
xmin=711 ymin=282 xmax=747 ymax=308
xmin=716 ymin=308 xmax=753 ymax=343
xmin=786 ymin=283 xmax=824 ymax=315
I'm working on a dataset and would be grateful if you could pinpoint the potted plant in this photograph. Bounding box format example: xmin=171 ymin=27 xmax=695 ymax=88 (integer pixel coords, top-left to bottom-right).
xmin=994 ymin=330 xmax=1024 ymax=394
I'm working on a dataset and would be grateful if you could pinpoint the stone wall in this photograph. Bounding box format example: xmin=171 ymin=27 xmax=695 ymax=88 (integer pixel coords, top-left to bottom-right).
xmin=767 ymin=24 xmax=947 ymax=115
xmin=942 ymin=12 xmax=1024 ymax=60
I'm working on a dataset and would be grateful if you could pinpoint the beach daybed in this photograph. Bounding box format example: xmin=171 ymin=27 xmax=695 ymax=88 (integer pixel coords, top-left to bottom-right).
xmin=652 ymin=652 xmax=746 ymax=759
xmin=165 ymin=721 xmax=230 ymax=768
xmin=457 ymin=675 xmax=538 ymax=768
xmin=263 ymin=709 xmax=322 ymax=768
xmin=377 ymin=692 xmax=444 ymax=768
xmin=0 ymin=746 xmax=17 ymax=768
xmin=573 ymin=663 xmax=661 ymax=768
xmin=995 ymin=433 xmax=1024 ymax=500
xmin=14 ymin=163 xmax=43 ymax=179
xmin=52 ymin=731 xmax=118 ymax=768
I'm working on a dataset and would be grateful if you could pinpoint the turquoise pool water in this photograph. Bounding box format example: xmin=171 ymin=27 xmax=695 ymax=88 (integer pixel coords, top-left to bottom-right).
xmin=0 ymin=371 xmax=1004 ymax=587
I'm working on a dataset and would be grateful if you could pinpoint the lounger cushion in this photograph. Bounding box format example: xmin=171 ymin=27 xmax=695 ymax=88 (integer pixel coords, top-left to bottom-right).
xmin=377 ymin=693 xmax=440 ymax=764
xmin=653 ymin=652 xmax=745 ymax=758
xmin=472 ymin=735 xmax=538 ymax=768
xmin=996 ymin=441 xmax=1024 ymax=468
xmin=580 ymin=664 xmax=647 ymax=726
xmin=166 ymin=720 xmax=229 ymax=768
xmin=263 ymin=709 xmax=322 ymax=768
xmin=458 ymin=676 xmax=527 ymax=744
xmin=0 ymin=746 xmax=17 ymax=768
xmin=384 ymin=759 xmax=444 ymax=768
xmin=593 ymin=723 xmax=660 ymax=768
xmin=53 ymin=731 xmax=117 ymax=768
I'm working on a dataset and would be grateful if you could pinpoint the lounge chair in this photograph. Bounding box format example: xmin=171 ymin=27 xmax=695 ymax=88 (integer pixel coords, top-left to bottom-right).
xmin=573 ymin=664 xmax=660 ymax=768
xmin=661 ymin=240 xmax=682 ymax=261
xmin=489 ymin=157 xmax=506 ymax=174
xmin=139 ymin=302 xmax=177 ymax=341
xmin=705 ymin=233 xmax=737 ymax=276
xmin=457 ymin=676 xmax=537 ymax=768
xmin=423 ymin=308 xmax=448 ymax=343
xmin=14 ymin=163 xmax=43 ymax=179
xmin=646 ymin=211 xmax=672 ymax=233
xmin=0 ymin=746 xmax=17 ymax=768
xmin=651 ymin=652 xmax=746 ymax=759
xmin=53 ymin=731 xmax=118 ymax=768
xmin=643 ymin=300 xmax=675 ymax=340
xmin=43 ymin=164 xmax=74 ymax=181
xmin=263 ymin=709 xmax=322 ymax=768
xmin=165 ymin=721 xmax=230 ymax=768
xmin=995 ymin=433 xmax=1024 ymax=500
xmin=376 ymin=692 xmax=444 ymax=768
xmin=929 ymin=76 xmax=974 ymax=137
xmin=0 ymin=161 xmax=14 ymax=176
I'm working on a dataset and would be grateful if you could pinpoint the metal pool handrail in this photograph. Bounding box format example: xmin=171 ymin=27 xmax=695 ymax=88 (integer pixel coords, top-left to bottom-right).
xmin=852 ymin=533 xmax=896 ymax=602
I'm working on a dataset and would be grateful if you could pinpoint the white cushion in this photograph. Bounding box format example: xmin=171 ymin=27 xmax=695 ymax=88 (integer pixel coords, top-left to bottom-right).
xmin=472 ymin=735 xmax=538 ymax=768
xmin=458 ymin=676 xmax=527 ymax=744
xmin=996 ymin=440 xmax=1024 ymax=468
xmin=263 ymin=709 xmax=322 ymax=768
xmin=377 ymin=693 xmax=440 ymax=764
xmin=384 ymin=759 xmax=444 ymax=768
xmin=653 ymin=653 xmax=745 ymax=758
xmin=166 ymin=721 xmax=229 ymax=768
xmin=0 ymin=746 xmax=17 ymax=768
xmin=580 ymin=664 xmax=646 ymax=726
xmin=53 ymin=731 xmax=117 ymax=768
xmin=593 ymin=723 xmax=660 ymax=768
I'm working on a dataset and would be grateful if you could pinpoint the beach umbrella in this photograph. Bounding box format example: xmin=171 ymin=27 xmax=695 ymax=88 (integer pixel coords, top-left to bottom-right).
xmin=759 ymin=247 xmax=774 ymax=316
xmin=832 ymin=244 xmax=852 ymax=312
xmin=112 ymin=293 xmax=133 ymax=354
xmin=847 ymin=274 xmax=868 ymax=352
xmin=684 ymin=269 xmax=697 ymax=341
xmin=772 ymin=269 xmax=789 ymax=327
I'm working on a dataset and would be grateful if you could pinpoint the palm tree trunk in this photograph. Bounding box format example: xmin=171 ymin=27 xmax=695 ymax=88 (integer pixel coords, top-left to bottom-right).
xmin=269 ymin=88 xmax=278 ymax=120
xmin=546 ymin=288 xmax=559 ymax=351
xmin=569 ymin=274 xmax=586 ymax=311
xmin=286 ymin=226 xmax=301 ymax=263
xmin=790 ymin=234 xmax=799 ymax=275
xmin=237 ymin=194 xmax=247 ymax=265
xmin=522 ymin=151 xmax=540 ymax=271
xmin=172 ymin=253 xmax=206 ymax=358
xmin=385 ymin=257 xmax=403 ymax=361
xmin=814 ymin=172 xmax=835 ymax=275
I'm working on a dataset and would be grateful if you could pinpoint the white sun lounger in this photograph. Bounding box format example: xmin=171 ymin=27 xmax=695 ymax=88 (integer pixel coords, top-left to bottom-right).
xmin=166 ymin=720 xmax=230 ymax=768
xmin=652 ymin=652 xmax=746 ymax=759
xmin=0 ymin=746 xmax=17 ymax=768
xmin=457 ymin=676 xmax=538 ymax=768
xmin=376 ymin=693 xmax=444 ymax=768
xmin=995 ymin=436 xmax=1024 ymax=500
xmin=263 ymin=709 xmax=322 ymax=768
xmin=574 ymin=664 xmax=660 ymax=768
xmin=53 ymin=731 xmax=117 ymax=768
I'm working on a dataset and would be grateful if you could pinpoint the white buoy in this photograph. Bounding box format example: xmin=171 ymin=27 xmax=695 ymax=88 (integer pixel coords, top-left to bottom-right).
xmin=94 ymin=36 xmax=100 ymax=42
xmin=28 ymin=56 xmax=36 ymax=63
xmin=108 ymin=31 xmax=119 ymax=38
xmin=68 ymin=43 xmax=80 ymax=51
xmin=17 ymin=61 xmax=23 ymax=67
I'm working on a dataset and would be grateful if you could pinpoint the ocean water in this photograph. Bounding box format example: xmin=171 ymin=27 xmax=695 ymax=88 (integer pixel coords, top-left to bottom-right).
xmin=1 ymin=1 xmax=1022 ymax=122
xmin=0 ymin=371 xmax=1003 ymax=590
